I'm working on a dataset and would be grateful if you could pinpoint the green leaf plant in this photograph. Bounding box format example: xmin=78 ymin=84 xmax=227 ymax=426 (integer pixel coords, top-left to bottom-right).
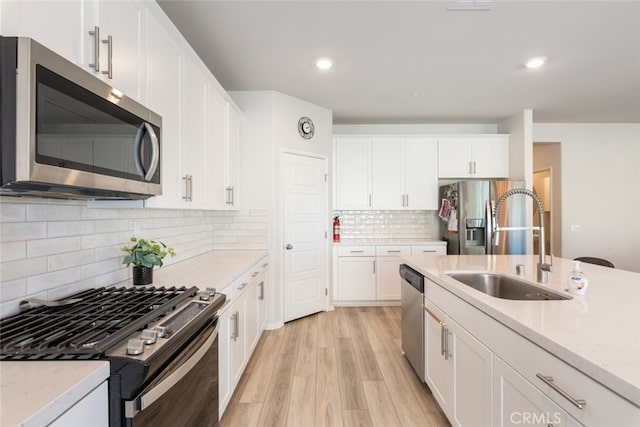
xmin=121 ymin=237 xmax=176 ymax=268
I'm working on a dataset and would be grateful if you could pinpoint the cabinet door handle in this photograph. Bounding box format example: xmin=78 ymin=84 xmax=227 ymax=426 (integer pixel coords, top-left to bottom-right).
xmin=88 ymin=26 xmax=100 ymax=72
xmin=469 ymin=161 xmax=473 ymax=175
xmin=440 ymin=322 xmax=446 ymax=357
xmin=373 ymin=260 xmax=376 ymax=274
xmin=259 ymin=281 xmax=264 ymax=301
xmin=226 ymin=186 xmax=234 ymax=206
xmin=182 ymin=175 xmax=193 ymax=201
xmin=473 ymin=161 xmax=477 ymax=174
xmin=101 ymin=35 xmax=113 ymax=79
xmin=443 ymin=325 xmax=452 ymax=360
xmin=536 ymin=374 xmax=587 ymax=409
xmin=369 ymin=194 xmax=372 ymax=207
xmin=405 ymin=194 xmax=409 ymax=207
xmin=233 ymin=311 xmax=240 ymax=341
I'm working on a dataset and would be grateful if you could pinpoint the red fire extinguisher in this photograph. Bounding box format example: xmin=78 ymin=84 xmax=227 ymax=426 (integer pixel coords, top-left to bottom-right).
xmin=333 ymin=216 xmax=341 ymax=242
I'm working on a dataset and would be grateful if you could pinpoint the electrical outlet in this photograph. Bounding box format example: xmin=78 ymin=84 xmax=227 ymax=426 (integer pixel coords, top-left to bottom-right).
xmin=570 ymin=224 xmax=582 ymax=232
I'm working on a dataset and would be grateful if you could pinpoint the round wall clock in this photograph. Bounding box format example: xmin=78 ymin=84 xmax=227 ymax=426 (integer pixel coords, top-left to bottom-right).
xmin=298 ymin=116 xmax=315 ymax=139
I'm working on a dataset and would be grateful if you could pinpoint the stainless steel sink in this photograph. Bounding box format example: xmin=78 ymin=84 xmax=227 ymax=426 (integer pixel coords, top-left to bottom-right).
xmin=447 ymin=272 xmax=571 ymax=300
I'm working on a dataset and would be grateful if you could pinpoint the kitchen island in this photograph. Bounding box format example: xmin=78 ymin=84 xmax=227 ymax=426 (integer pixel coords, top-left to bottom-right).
xmin=401 ymin=254 xmax=640 ymax=426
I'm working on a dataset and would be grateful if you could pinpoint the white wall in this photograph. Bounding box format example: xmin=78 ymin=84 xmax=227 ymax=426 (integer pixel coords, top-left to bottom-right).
xmin=533 ymin=123 xmax=640 ymax=272
xmin=231 ymin=90 xmax=333 ymax=327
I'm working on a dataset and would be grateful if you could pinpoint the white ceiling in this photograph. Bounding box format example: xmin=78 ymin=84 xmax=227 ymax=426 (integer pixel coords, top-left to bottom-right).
xmin=157 ymin=0 xmax=640 ymax=124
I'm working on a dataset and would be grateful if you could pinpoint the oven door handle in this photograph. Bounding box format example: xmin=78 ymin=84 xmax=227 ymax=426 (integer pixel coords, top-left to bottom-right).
xmin=127 ymin=323 xmax=219 ymax=415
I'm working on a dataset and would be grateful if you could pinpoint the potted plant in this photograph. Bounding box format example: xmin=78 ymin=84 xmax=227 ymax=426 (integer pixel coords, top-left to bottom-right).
xmin=122 ymin=237 xmax=176 ymax=285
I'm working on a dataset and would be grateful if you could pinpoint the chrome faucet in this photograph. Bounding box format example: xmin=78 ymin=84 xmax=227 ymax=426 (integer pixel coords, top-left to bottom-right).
xmin=492 ymin=188 xmax=556 ymax=284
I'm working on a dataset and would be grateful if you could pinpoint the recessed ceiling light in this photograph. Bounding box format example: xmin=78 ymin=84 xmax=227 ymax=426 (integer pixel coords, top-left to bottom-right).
xmin=525 ymin=56 xmax=547 ymax=69
xmin=316 ymin=58 xmax=333 ymax=70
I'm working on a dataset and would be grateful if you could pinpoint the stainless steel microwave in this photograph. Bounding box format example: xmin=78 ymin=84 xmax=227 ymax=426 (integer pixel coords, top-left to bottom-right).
xmin=0 ymin=36 xmax=161 ymax=199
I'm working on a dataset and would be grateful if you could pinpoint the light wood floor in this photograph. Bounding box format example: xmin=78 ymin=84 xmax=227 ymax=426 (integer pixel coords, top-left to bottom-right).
xmin=221 ymin=306 xmax=450 ymax=427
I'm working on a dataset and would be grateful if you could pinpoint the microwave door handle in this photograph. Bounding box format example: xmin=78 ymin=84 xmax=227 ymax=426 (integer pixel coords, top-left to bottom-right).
xmin=133 ymin=123 xmax=160 ymax=182
xmin=134 ymin=124 xmax=146 ymax=179
xmin=144 ymin=122 xmax=160 ymax=181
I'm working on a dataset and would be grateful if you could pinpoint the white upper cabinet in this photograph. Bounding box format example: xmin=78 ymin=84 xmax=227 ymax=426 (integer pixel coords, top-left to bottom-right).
xmin=2 ymin=1 xmax=85 ymax=64
xmin=85 ymin=0 xmax=146 ymax=101
xmin=371 ymin=138 xmax=404 ymax=209
xmin=335 ymin=137 xmax=438 ymax=210
xmin=143 ymin=11 xmax=182 ymax=209
xmin=403 ymin=139 xmax=439 ymax=209
xmin=438 ymin=136 xmax=509 ymax=178
xmin=335 ymin=138 xmax=372 ymax=210
xmin=223 ymin=103 xmax=241 ymax=209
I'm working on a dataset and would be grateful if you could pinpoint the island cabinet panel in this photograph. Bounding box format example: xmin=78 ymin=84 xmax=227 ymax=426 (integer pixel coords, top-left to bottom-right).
xmin=491 ymin=317 xmax=640 ymax=427
xmin=493 ymin=356 xmax=581 ymax=427
xmin=423 ymin=297 xmax=492 ymax=426
xmin=422 ymin=276 xmax=640 ymax=427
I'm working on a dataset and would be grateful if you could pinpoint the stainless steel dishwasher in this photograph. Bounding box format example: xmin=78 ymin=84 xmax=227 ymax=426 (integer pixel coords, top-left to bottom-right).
xmin=400 ymin=263 xmax=425 ymax=382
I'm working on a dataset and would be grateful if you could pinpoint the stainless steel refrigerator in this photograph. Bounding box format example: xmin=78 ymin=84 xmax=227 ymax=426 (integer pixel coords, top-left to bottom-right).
xmin=439 ymin=180 xmax=527 ymax=255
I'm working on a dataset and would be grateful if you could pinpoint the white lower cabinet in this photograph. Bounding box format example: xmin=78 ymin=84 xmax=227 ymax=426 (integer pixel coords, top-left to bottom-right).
xmin=423 ymin=299 xmax=492 ymax=426
xmin=493 ymin=356 xmax=580 ymax=427
xmin=422 ymin=276 xmax=640 ymax=427
xmin=334 ymin=244 xmax=445 ymax=303
xmin=49 ymin=381 xmax=108 ymax=427
xmin=218 ymin=257 xmax=269 ymax=418
xmin=336 ymin=251 xmax=376 ymax=301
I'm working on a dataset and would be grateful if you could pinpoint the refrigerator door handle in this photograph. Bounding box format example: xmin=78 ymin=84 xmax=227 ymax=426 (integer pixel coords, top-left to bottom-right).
xmin=486 ymin=200 xmax=495 ymax=254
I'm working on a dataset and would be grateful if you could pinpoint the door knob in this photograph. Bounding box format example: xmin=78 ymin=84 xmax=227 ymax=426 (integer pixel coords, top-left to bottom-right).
xmin=285 ymin=244 xmax=293 ymax=250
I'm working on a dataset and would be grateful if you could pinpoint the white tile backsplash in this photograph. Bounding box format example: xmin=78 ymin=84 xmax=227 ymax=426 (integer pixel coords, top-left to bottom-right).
xmin=334 ymin=210 xmax=439 ymax=240
xmin=0 ymin=197 xmax=268 ymax=316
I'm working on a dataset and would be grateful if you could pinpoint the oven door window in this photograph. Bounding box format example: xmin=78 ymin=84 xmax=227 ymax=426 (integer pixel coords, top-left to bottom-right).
xmin=35 ymin=65 xmax=160 ymax=184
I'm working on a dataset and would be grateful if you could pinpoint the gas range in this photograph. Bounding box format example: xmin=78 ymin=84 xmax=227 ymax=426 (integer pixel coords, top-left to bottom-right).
xmin=0 ymin=285 xmax=226 ymax=426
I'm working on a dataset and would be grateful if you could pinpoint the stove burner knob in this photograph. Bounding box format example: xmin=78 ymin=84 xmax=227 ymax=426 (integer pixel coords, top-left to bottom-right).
xmin=141 ymin=329 xmax=157 ymax=345
xmin=154 ymin=326 xmax=167 ymax=338
xmin=198 ymin=290 xmax=211 ymax=301
xmin=206 ymin=287 xmax=216 ymax=295
xmin=127 ymin=338 xmax=145 ymax=356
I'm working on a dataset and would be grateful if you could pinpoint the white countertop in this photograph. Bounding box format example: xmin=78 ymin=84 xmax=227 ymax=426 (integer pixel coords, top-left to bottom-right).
xmin=334 ymin=238 xmax=446 ymax=245
xmin=0 ymin=249 xmax=268 ymax=427
xmin=0 ymin=361 xmax=109 ymax=427
xmin=150 ymin=249 xmax=268 ymax=290
xmin=400 ymin=254 xmax=640 ymax=406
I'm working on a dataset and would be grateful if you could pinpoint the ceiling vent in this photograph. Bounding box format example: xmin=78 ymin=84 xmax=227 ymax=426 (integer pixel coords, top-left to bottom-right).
xmin=448 ymin=0 xmax=493 ymax=11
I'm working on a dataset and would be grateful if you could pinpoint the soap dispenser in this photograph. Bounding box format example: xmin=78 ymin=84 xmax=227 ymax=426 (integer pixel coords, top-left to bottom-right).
xmin=567 ymin=261 xmax=589 ymax=296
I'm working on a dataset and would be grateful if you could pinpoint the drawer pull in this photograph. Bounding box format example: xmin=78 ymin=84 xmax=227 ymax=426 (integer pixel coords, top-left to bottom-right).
xmin=536 ymin=374 xmax=586 ymax=409
xmin=422 ymin=250 xmax=436 ymax=253
xmin=386 ymin=250 xmax=401 ymax=253
xmin=350 ymin=250 xmax=364 ymax=253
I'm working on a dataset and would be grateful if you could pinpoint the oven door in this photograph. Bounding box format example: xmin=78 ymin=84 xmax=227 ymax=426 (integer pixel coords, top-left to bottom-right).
xmin=124 ymin=320 xmax=219 ymax=427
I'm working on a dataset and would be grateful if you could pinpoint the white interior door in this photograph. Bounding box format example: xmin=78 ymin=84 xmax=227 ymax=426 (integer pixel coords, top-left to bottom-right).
xmin=283 ymin=153 xmax=328 ymax=322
